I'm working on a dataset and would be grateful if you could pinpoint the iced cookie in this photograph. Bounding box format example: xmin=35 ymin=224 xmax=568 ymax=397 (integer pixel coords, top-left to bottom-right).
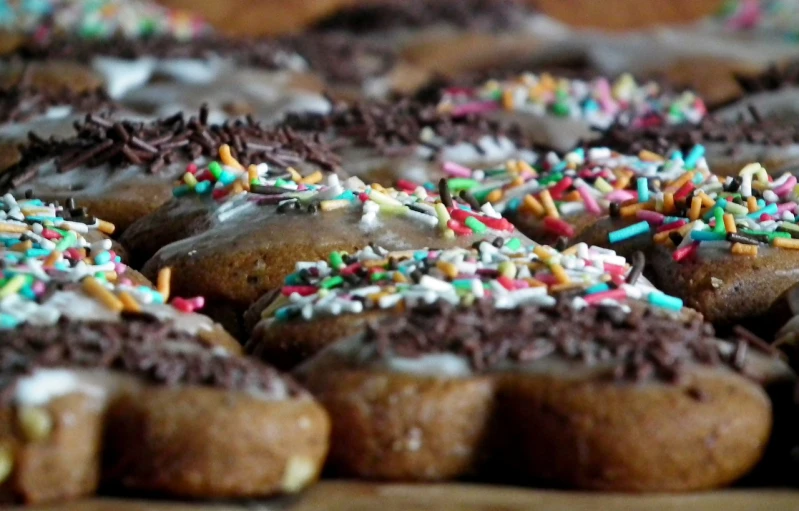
xmin=247 ymin=238 xmax=677 ymax=369
xmin=298 ymin=298 xmax=791 ymax=490
xmin=283 ymin=98 xmax=535 ymax=184
xmin=436 ymin=71 xmax=706 ymax=151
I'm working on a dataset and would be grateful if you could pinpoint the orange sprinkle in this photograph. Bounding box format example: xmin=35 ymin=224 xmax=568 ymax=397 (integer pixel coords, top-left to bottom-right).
xmin=550 ymin=282 xmax=584 ymax=294
xmin=663 ymin=192 xmax=675 ymax=214
xmin=436 ymin=261 xmax=458 ymax=279
xmin=247 ymin=165 xmax=258 ymax=184
xmin=117 ymin=291 xmax=141 ymax=313
xmin=522 ymin=194 xmax=545 ymax=217
xmin=723 ymin=214 xmax=737 ymax=233
xmin=505 ymin=159 xmax=519 ymax=174
xmin=731 ymin=243 xmax=758 ymax=256
xmin=486 ymin=189 xmax=503 ymax=203
xmin=502 ymin=89 xmax=515 ymax=110
xmin=747 ymin=196 xmax=758 ymax=213
xmin=620 ymin=201 xmax=653 ymax=218
xmin=104 ymin=271 xmax=117 ymax=282
xmin=697 ymin=191 xmax=715 ymax=208
xmin=688 ymin=196 xmax=703 ymax=221
xmin=773 ymin=237 xmax=799 ymax=249
xmin=287 ymin=167 xmax=302 ymax=183
xmin=43 ymin=250 xmax=61 ymax=267
xmin=510 ymin=176 xmax=525 ymax=188
xmin=97 ymin=220 xmax=115 ymax=235
xmin=517 ymin=160 xmax=536 ymax=176
xmin=218 ymin=144 xmax=245 ymax=171
xmin=10 ymin=240 xmax=32 ymax=252
xmin=564 ymin=190 xmax=582 ymax=202
xmin=538 ymin=189 xmax=559 ymax=218
xmin=664 ymin=172 xmax=695 ymax=193
xmin=612 ymin=170 xmax=632 ymax=190
xmin=82 ymin=277 xmax=123 ymax=313
xmin=157 ymin=267 xmax=172 ymax=302
xmin=653 ymin=230 xmax=674 ymax=244
xmin=561 ymin=244 xmax=580 ymax=256
xmin=550 ymin=263 xmax=569 ymax=284
xmin=524 ymin=278 xmax=547 ymax=288
xmin=638 ymin=150 xmax=664 ymax=162
xmin=229 ymin=181 xmax=245 ymax=196
xmin=533 ymin=245 xmax=553 ymax=262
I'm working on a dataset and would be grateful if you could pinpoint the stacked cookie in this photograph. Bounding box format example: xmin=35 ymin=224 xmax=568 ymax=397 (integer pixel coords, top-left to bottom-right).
xmin=0 ymin=0 xmax=798 ymax=505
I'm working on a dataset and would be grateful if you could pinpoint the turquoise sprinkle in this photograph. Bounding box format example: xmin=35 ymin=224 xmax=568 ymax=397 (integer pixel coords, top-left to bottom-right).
xmin=684 ymin=145 xmax=705 ymax=170
xmin=648 ymin=292 xmax=683 ymax=311
xmin=670 ymin=150 xmax=683 ymax=162
xmin=25 ymin=248 xmax=49 ymax=258
xmin=54 ymin=261 xmax=69 ymax=271
xmin=19 ymin=286 xmax=35 ymax=300
xmin=553 ymin=161 xmax=567 ymax=172
xmin=452 ymin=280 xmax=473 ymax=290
xmin=333 ymin=190 xmax=355 ymax=201
xmin=585 ymin=283 xmax=610 ymax=294
xmin=608 ymin=221 xmax=650 ymax=243
xmin=506 ymin=197 xmax=521 ymax=212
xmin=636 ymin=177 xmax=649 ymax=203
xmin=464 ymin=216 xmax=487 ymax=234
xmin=747 ymin=203 xmax=778 ymax=219
xmin=572 ymin=147 xmax=585 ymax=158
xmin=284 ymin=273 xmax=302 ymax=285
xmin=704 ymin=199 xmax=726 ymax=221
xmin=690 ymin=230 xmax=726 ymax=241
xmin=757 ymin=198 xmax=766 ymax=208
xmin=94 ymin=251 xmax=111 ymax=265
xmin=0 ymin=314 xmax=18 ymax=329
xmin=173 ymin=184 xmax=191 ymax=197
xmin=219 ymin=170 xmax=237 ymax=186
xmin=663 ymin=216 xmax=683 ymax=224
xmin=413 ymin=251 xmax=428 ymax=261
xmin=505 ymin=238 xmax=522 ymax=251
xmin=208 ymin=161 xmax=223 ymax=179
xmin=195 ymin=181 xmax=212 ymax=194
xmin=25 ymin=216 xmax=60 ymax=223
xmin=114 ymin=256 xmax=122 ymax=263
xmin=583 ymin=98 xmax=599 ymax=112
xmin=692 ymin=172 xmax=705 ymax=184
xmin=275 ymin=307 xmax=295 ymax=321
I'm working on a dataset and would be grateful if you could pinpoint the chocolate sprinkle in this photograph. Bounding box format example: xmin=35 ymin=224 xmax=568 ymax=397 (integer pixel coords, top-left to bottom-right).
xmin=283 ymin=98 xmax=529 ymax=158
xmin=311 ymin=0 xmax=525 ymax=33
xmin=366 ymin=301 xmax=767 ymax=382
xmin=0 ymin=318 xmax=304 ymax=404
xmin=625 ymin=251 xmax=645 ymax=285
xmin=3 ymin=108 xmax=341 ymax=192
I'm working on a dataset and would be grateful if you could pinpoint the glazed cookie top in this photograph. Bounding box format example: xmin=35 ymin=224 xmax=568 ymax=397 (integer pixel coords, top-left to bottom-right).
xmin=260 ymin=238 xmax=682 ymax=326
xmin=0 ymin=317 xmax=305 ymax=405
xmin=4 ymin=107 xmax=339 ymax=195
xmin=437 ymin=72 xmax=706 ymax=132
xmin=0 ymin=192 xmax=223 ymax=335
xmin=311 ymin=0 xmax=526 ymax=33
xmin=0 ymin=84 xmax=114 ymax=125
xmin=0 ymin=0 xmax=209 ymax=40
xmin=352 ymin=299 xmax=779 ymax=382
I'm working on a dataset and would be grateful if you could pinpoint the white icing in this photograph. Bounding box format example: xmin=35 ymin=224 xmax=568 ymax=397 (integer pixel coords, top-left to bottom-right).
xmin=92 ymin=56 xmax=157 ymax=98
xmin=14 ymin=368 xmax=124 ymax=406
xmin=716 ymin=88 xmax=799 ymax=123
xmin=155 ymin=57 xmax=225 ymax=84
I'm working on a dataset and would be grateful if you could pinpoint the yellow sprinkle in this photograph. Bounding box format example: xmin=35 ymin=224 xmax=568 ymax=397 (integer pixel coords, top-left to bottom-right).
xmin=434 ymin=202 xmax=451 ymax=230
xmin=561 ymin=244 xmax=580 ymax=256
xmin=517 ymin=160 xmax=536 ymax=176
xmin=247 ymin=165 xmax=259 ymax=183
xmin=104 ymin=271 xmax=117 ymax=282
xmin=539 ymin=189 xmax=559 ymax=218
xmin=498 ymin=261 xmax=517 ymax=279
xmin=10 ymin=240 xmax=32 ymax=253
xmin=157 ymin=267 xmax=172 ymax=302
xmin=522 ymin=194 xmax=545 ymax=217
xmin=82 ymin=277 xmax=123 ymax=313
xmin=747 ymin=196 xmax=758 ymax=213
xmin=393 ymin=272 xmax=407 ymax=283
xmin=638 ymin=150 xmax=664 ymax=162
xmin=436 ymin=261 xmax=458 ymax=279
xmin=731 ymin=243 xmax=758 ymax=256
xmin=773 ymin=237 xmax=799 ymax=249
xmin=320 ymin=199 xmax=350 ymax=211
xmin=697 ymin=191 xmax=715 ymax=208
xmin=97 ymin=220 xmax=115 ymax=235
xmin=612 ymin=170 xmax=632 ymax=190
xmin=550 ymin=263 xmax=569 ymax=285
xmin=593 ymin=177 xmax=613 ymax=194
xmin=688 ymin=196 xmax=703 ymax=221
xmin=0 ymin=274 xmax=26 ymax=299
xmin=218 ymin=144 xmax=245 ymax=171
xmin=505 ymin=159 xmax=519 ymax=174
xmin=738 ymin=162 xmax=762 ymax=177
xmin=486 ymin=189 xmax=503 ymax=203
xmin=117 ymin=291 xmax=141 ymax=313
xmin=550 ymin=282 xmax=583 ymax=294
xmin=723 ymin=214 xmax=737 ymax=234
xmin=533 ymin=245 xmax=553 ymax=262
xmin=620 ymin=201 xmax=653 ymax=218
xmin=287 ymin=167 xmax=302 ymax=183
xmin=183 ymin=172 xmax=198 ymax=187
xmin=678 ymin=220 xmax=701 ymax=238
xmin=502 ymin=89 xmax=515 ymax=110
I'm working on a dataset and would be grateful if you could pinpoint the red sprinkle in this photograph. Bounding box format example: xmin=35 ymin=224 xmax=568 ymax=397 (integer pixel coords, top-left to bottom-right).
xmin=185 ymin=163 xmax=198 ymax=174
xmin=760 ymin=213 xmax=773 ymax=221
xmin=657 ymin=219 xmax=687 ymax=232
xmin=497 ymin=276 xmax=515 ymax=291
xmin=674 ymin=181 xmax=696 ymax=201
xmin=673 ymin=241 xmax=700 ymax=262
xmin=543 ymin=216 xmax=575 ymax=238
xmin=41 ymin=229 xmax=61 ymax=240
xmin=212 ymin=188 xmax=228 ymax=200
xmin=170 ymin=297 xmax=193 ymax=313
xmin=447 ymin=219 xmax=473 ymax=236
xmin=548 ymin=176 xmax=573 ymax=200
xmin=396 ymin=179 xmax=419 ymax=192
xmin=339 ymin=263 xmax=362 ymax=276
xmin=603 ymin=263 xmax=626 ymax=276
xmin=281 ymin=286 xmax=318 ymax=297
xmin=358 ymin=193 xmax=370 ymax=202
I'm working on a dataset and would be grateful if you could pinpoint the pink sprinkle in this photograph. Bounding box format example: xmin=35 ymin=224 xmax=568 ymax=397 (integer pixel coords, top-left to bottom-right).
xmin=171 ymin=297 xmax=193 ymax=313
xmin=594 ymin=78 xmax=616 ymax=114
xmin=118 ymin=278 xmax=132 ymax=286
xmin=534 ymin=273 xmax=558 ymax=285
xmin=777 ymin=202 xmax=797 ymax=214
xmin=606 ymin=190 xmax=635 ymax=203
xmin=774 ymin=176 xmax=797 ymax=197
xmin=450 ymin=101 xmax=499 ymax=117
xmin=604 ymin=263 xmax=627 ymax=276
xmin=189 ymin=296 xmax=205 ymax=310
xmin=760 ymin=213 xmax=773 ymax=221
xmin=297 ymin=184 xmax=307 ymax=191
xmin=582 ymin=288 xmax=627 ymax=305
xmin=185 ymin=163 xmax=198 ymax=174
xmin=41 ymin=229 xmax=60 ymax=240
xmin=31 ymin=281 xmax=45 ymax=295
xmin=114 ymin=263 xmax=127 ymax=274
xmin=442 ymin=161 xmax=472 ymax=178
xmin=513 ymin=280 xmax=529 ymax=289
xmin=577 ymin=185 xmax=601 ymax=215
xmin=636 ymin=210 xmax=664 ymax=225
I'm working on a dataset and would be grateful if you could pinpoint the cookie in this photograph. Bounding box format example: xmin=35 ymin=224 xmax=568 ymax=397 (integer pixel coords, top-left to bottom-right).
xmin=140 ymin=170 xmax=529 ymax=337
xmin=297 ymin=299 xmax=791 ymax=490
xmin=247 ymin=238 xmax=673 ymax=369
xmin=436 ymin=71 xmax=706 ymax=151
xmin=0 ymin=319 xmax=328 ymax=503
xmin=4 ymin=107 xmax=338 ymax=233
xmin=120 ymin=133 xmax=341 ymax=266
xmin=283 ymin=98 xmax=535 ymax=184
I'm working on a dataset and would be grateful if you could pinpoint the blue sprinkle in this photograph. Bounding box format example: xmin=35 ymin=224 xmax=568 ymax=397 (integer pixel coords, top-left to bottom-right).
xmin=0 ymin=314 xmax=19 ymax=329
xmin=585 ymin=283 xmax=610 ymax=295
xmin=636 ymin=177 xmax=649 ymax=203
xmin=648 ymin=292 xmax=683 ymax=311
xmin=608 ymin=221 xmax=650 ymax=243
xmin=683 ymin=145 xmax=705 ymax=170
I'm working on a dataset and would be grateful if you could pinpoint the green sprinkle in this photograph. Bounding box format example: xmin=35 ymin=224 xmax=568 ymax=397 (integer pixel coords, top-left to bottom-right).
xmin=320 ymin=275 xmax=344 ymax=289
xmin=447 ymin=178 xmax=480 ymax=192
xmin=464 ymin=216 xmax=487 ymax=234
xmin=370 ymin=272 xmax=388 ymax=282
xmin=713 ymin=208 xmax=726 ymax=233
xmin=505 ymin=238 xmax=522 ymax=251
xmin=208 ymin=161 xmax=223 ymax=179
xmin=329 ymin=251 xmax=344 ymax=270
xmin=55 ymin=231 xmax=76 ymax=252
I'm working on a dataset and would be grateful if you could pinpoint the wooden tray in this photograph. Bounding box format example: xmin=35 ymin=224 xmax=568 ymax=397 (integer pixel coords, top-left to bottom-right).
xmin=18 ymin=482 xmax=799 ymax=511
